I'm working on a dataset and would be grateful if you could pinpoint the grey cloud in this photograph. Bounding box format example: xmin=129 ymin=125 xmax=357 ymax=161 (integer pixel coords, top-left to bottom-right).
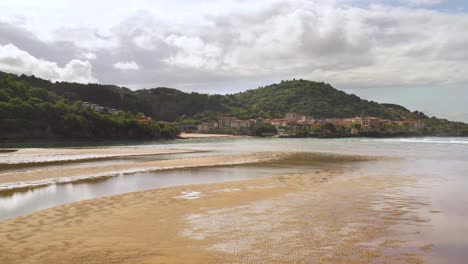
xmin=1 ymin=1 xmax=468 ymax=94
xmin=0 ymin=22 xmax=76 ymax=65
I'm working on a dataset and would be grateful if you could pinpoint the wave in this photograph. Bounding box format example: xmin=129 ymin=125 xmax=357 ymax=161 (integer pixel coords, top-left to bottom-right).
xmin=363 ymin=138 xmax=468 ymax=145
xmin=0 ymin=151 xmax=374 ymax=193
xmin=0 ymin=149 xmax=201 ymax=166
xmin=0 ymin=152 xmax=290 ymax=192
xmin=0 ymin=154 xmax=129 ymax=165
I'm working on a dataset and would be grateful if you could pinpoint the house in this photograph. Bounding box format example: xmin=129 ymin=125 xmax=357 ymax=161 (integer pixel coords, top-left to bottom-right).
xmin=270 ymin=119 xmax=289 ymax=129
xmin=286 ymin=113 xmax=303 ymax=122
xmin=197 ymin=122 xmax=218 ymax=133
xmin=218 ymin=117 xmax=236 ymax=128
xmin=175 ymin=124 xmax=198 ymax=132
xmin=255 ymin=118 xmax=264 ymax=125
xmin=83 ymin=102 xmax=105 ymax=113
xmin=361 ymin=117 xmax=381 ymax=131
xmin=108 ymin=108 xmax=119 ymax=115
xmin=395 ymin=120 xmax=425 ymax=131
xmin=138 ymin=116 xmax=152 ymax=124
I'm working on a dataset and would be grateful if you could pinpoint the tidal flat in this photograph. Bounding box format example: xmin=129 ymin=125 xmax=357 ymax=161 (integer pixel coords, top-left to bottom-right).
xmin=0 ymin=137 xmax=467 ymax=263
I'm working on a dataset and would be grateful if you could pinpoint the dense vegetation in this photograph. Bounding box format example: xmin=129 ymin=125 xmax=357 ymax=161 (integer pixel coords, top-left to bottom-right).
xmin=252 ymin=123 xmax=278 ymax=136
xmin=13 ymin=74 xmax=427 ymax=121
xmin=2 ymin=72 xmax=467 ymax=137
xmin=231 ymin=80 xmax=428 ymax=120
xmin=0 ymin=74 xmax=179 ymax=140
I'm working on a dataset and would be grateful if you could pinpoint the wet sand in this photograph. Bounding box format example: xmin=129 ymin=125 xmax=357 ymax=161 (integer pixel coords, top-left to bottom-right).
xmin=0 ymin=152 xmax=288 ymax=190
xmin=0 ymin=166 xmax=433 ymax=263
xmin=179 ymin=133 xmax=242 ymax=138
xmin=8 ymin=147 xmax=193 ymax=156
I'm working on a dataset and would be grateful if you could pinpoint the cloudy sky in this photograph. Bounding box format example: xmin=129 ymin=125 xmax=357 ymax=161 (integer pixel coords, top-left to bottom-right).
xmin=0 ymin=0 xmax=467 ymax=121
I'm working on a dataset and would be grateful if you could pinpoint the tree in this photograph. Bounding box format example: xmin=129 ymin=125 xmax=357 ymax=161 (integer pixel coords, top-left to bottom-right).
xmin=252 ymin=123 xmax=277 ymax=136
xmin=322 ymin=122 xmax=336 ymax=133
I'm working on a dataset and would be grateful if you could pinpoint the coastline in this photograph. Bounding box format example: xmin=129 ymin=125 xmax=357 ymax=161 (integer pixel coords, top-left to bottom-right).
xmin=179 ymin=132 xmax=247 ymax=139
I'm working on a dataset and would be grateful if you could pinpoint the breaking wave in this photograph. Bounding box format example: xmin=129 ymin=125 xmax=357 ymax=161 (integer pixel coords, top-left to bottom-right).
xmin=364 ymin=137 xmax=468 ymax=145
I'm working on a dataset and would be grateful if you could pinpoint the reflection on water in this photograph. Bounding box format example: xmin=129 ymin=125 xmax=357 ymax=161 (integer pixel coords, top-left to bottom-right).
xmin=0 ymin=152 xmax=211 ymax=174
xmin=0 ymin=164 xmax=321 ymax=221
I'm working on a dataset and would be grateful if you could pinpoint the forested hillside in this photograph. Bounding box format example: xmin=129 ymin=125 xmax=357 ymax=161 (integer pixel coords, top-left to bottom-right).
xmin=12 ymin=73 xmax=426 ymax=121
xmin=0 ymin=73 xmax=179 ymax=140
xmin=230 ymin=80 xmax=427 ymax=120
xmin=1 ymin=71 xmax=467 ymax=137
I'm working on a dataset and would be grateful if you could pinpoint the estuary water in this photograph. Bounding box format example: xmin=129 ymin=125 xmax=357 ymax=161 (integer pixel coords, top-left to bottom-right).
xmin=0 ymin=137 xmax=467 ymax=262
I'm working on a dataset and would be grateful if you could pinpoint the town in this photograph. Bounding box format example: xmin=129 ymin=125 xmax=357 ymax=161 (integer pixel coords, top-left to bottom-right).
xmin=81 ymin=101 xmax=427 ymax=137
xmin=180 ymin=113 xmax=426 ymax=137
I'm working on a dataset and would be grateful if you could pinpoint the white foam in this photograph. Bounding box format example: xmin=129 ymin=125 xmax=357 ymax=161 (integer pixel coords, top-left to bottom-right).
xmin=363 ymin=137 xmax=468 ymax=145
xmin=173 ymin=191 xmax=203 ymax=200
xmin=0 ymin=152 xmax=288 ymax=192
xmin=0 ymin=153 xmax=119 ymax=165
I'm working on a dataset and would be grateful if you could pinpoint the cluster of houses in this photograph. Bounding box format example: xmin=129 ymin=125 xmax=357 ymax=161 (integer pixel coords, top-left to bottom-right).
xmin=82 ymin=102 xmax=119 ymax=115
xmin=194 ymin=112 xmax=425 ymax=136
xmin=83 ymin=102 xmax=153 ymax=124
xmin=196 ymin=117 xmax=265 ymax=133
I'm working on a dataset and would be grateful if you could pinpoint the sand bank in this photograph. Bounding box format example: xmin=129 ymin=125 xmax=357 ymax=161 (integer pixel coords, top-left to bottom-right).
xmin=0 ymin=152 xmax=289 ymax=190
xmin=0 ymin=167 xmax=433 ymax=264
xmin=179 ymin=133 xmax=243 ymax=138
xmin=0 ymin=147 xmax=198 ymax=165
xmin=9 ymin=147 xmax=196 ymax=156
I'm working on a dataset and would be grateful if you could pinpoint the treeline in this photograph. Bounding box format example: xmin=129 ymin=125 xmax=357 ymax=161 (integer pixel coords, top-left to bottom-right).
xmin=0 ymin=74 xmax=179 ymax=140
xmin=13 ymin=73 xmax=225 ymax=121
xmin=11 ymin=73 xmax=427 ymax=121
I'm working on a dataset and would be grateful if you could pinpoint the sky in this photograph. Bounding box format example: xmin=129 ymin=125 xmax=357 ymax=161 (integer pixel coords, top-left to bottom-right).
xmin=0 ymin=0 xmax=467 ymax=121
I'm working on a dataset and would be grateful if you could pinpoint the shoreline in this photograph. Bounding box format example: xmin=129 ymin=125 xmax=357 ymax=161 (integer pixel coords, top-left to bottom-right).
xmin=179 ymin=132 xmax=248 ymax=139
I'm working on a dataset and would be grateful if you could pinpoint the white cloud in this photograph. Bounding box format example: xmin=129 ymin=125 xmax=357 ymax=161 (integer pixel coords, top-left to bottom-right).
xmin=404 ymin=0 xmax=445 ymax=6
xmin=113 ymin=61 xmax=140 ymax=71
xmin=0 ymin=43 xmax=96 ymax=83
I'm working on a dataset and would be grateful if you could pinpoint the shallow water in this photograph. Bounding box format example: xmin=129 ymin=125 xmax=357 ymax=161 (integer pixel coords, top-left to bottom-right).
xmin=0 ymin=137 xmax=467 ymax=262
xmin=0 ymin=165 xmax=313 ymax=221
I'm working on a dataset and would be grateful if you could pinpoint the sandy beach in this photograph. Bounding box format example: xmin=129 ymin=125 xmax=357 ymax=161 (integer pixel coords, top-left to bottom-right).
xmin=179 ymin=133 xmax=242 ymax=138
xmin=0 ymin=167 xmax=432 ymax=263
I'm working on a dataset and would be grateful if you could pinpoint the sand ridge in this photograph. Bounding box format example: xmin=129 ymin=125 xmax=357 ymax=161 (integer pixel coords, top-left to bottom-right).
xmin=179 ymin=133 xmax=243 ymax=138
xmin=0 ymin=147 xmax=199 ymax=165
xmin=0 ymin=152 xmax=290 ymax=190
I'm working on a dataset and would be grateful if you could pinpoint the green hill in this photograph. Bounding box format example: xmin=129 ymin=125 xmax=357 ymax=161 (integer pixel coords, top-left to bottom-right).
xmin=12 ymin=74 xmax=425 ymax=121
xmin=228 ymin=80 xmax=427 ymax=120
xmin=1 ymin=72 xmax=467 ymax=137
xmin=0 ymin=73 xmax=179 ymax=140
